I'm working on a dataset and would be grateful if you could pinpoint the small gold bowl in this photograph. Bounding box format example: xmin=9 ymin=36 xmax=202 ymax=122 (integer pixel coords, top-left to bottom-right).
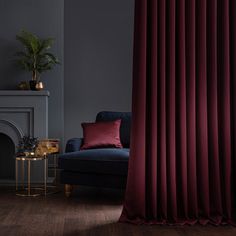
xmin=35 ymin=81 xmax=44 ymax=91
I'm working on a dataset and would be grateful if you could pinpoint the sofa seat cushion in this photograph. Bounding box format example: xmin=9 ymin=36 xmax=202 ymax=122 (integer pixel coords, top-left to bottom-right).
xmin=58 ymin=148 xmax=129 ymax=176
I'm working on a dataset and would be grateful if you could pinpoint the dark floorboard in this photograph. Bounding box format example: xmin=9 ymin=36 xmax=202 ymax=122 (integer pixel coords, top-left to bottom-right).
xmin=0 ymin=186 xmax=236 ymax=236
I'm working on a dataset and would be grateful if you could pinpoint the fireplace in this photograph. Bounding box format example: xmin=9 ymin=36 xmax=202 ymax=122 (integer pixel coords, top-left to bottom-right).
xmin=0 ymin=133 xmax=15 ymax=180
xmin=0 ymin=90 xmax=49 ymax=183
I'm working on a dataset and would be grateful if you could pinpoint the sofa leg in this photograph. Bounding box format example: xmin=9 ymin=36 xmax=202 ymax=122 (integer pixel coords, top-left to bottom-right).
xmin=65 ymin=184 xmax=73 ymax=197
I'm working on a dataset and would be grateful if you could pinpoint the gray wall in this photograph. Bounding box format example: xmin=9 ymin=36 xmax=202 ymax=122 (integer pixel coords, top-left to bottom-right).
xmin=0 ymin=0 xmax=134 ymax=146
xmin=0 ymin=0 xmax=64 ymax=143
xmin=64 ymin=0 xmax=134 ymax=141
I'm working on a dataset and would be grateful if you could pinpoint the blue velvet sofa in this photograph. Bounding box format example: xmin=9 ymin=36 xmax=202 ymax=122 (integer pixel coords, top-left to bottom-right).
xmin=58 ymin=111 xmax=131 ymax=197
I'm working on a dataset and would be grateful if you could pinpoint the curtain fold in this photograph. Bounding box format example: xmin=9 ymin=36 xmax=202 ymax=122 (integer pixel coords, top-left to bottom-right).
xmin=120 ymin=0 xmax=236 ymax=225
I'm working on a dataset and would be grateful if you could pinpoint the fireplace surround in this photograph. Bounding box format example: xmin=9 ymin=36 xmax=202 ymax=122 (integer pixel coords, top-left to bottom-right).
xmin=0 ymin=90 xmax=49 ymax=183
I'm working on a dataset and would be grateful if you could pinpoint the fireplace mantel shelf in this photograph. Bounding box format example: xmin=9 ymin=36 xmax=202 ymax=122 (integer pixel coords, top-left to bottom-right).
xmin=0 ymin=90 xmax=50 ymax=96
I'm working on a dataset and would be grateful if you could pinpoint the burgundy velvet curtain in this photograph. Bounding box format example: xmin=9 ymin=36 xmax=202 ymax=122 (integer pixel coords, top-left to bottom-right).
xmin=120 ymin=0 xmax=236 ymax=225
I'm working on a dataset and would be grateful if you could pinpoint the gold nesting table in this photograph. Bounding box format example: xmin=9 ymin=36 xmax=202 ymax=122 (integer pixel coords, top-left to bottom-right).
xmin=15 ymin=139 xmax=60 ymax=197
xmin=15 ymin=154 xmax=48 ymax=197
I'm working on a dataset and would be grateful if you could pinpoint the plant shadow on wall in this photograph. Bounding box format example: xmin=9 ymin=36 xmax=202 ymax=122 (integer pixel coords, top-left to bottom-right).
xmin=14 ymin=30 xmax=60 ymax=91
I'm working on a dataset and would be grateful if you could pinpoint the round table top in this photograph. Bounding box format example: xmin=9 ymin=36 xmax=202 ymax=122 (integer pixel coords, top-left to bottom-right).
xmin=15 ymin=155 xmax=47 ymax=161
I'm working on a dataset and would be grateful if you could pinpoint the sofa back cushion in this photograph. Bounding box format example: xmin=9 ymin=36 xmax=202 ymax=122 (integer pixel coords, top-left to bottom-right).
xmin=96 ymin=111 xmax=131 ymax=148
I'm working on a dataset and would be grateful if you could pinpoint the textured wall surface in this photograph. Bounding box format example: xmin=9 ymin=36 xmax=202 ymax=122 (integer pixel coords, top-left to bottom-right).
xmin=64 ymin=0 xmax=134 ymax=141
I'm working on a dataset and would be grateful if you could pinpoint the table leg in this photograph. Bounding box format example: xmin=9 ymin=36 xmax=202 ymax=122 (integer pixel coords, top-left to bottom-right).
xmin=44 ymin=158 xmax=47 ymax=196
xmin=54 ymin=154 xmax=56 ymax=180
xmin=22 ymin=160 xmax=24 ymax=190
xmin=28 ymin=160 xmax=31 ymax=196
xmin=15 ymin=159 xmax=18 ymax=191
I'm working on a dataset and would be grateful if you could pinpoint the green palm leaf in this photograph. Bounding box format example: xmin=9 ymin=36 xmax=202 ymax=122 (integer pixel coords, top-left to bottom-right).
xmin=15 ymin=30 xmax=60 ymax=77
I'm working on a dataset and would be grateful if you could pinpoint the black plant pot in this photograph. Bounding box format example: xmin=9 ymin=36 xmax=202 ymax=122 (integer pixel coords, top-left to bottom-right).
xmin=29 ymin=80 xmax=37 ymax=90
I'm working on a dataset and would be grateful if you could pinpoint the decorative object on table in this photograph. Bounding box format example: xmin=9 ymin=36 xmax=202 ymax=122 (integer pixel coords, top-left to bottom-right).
xmin=15 ymin=30 xmax=60 ymax=90
xmin=35 ymin=139 xmax=60 ymax=156
xmin=17 ymin=81 xmax=30 ymax=90
xmin=16 ymin=136 xmax=39 ymax=156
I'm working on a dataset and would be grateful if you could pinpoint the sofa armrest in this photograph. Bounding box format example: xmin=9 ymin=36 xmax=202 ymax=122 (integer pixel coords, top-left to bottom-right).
xmin=65 ymin=138 xmax=83 ymax=153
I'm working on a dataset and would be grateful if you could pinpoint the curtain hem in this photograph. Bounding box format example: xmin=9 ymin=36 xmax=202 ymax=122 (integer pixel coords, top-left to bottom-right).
xmin=119 ymin=213 xmax=236 ymax=226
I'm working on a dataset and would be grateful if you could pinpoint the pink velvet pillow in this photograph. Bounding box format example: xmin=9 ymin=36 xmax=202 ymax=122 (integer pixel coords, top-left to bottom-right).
xmin=80 ymin=119 xmax=123 ymax=150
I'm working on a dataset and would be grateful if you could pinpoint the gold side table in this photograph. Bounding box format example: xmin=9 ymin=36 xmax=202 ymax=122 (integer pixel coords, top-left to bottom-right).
xmin=15 ymin=155 xmax=48 ymax=197
xmin=36 ymin=139 xmax=60 ymax=187
xmin=48 ymin=153 xmax=59 ymax=187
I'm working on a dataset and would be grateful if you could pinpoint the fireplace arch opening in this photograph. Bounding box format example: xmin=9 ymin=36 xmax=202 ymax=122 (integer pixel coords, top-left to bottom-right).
xmin=0 ymin=133 xmax=15 ymax=181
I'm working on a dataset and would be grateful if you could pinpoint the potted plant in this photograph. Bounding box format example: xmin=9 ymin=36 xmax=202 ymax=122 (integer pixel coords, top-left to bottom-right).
xmin=16 ymin=136 xmax=39 ymax=156
xmin=15 ymin=30 xmax=60 ymax=90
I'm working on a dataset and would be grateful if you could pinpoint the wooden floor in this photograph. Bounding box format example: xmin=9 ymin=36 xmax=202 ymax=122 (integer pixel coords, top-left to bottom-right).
xmin=0 ymin=187 xmax=236 ymax=236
